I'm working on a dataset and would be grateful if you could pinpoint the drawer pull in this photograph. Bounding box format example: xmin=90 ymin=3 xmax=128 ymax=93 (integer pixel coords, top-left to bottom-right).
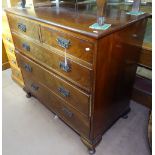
xmin=85 ymin=47 xmax=90 ymax=52
xmin=9 ymin=48 xmax=14 ymax=53
xmin=56 ymin=37 xmax=70 ymax=48
xmin=11 ymin=60 xmax=16 ymax=64
xmin=31 ymin=83 xmax=39 ymax=91
xmin=23 ymin=63 xmax=32 ymax=72
xmin=58 ymin=87 xmax=70 ymax=97
xmin=22 ymin=43 xmax=30 ymax=51
xmin=18 ymin=23 xmax=26 ymax=32
xmin=132 ymin=34 xmax=138 ymax=38
xmin=59 ymin=61 xmax=71 ymax=72
xmin=16 ymin=73 xmax=20 ymax=77
xmin=62 ymin=107 xmax=73 ymax=118
xmin=6 ymin=37 xmax=11 ymax=42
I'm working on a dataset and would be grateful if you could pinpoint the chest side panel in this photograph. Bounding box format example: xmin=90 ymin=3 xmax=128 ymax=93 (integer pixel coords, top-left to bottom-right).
xmin=91 ymin=18 xmax=148 ymax=139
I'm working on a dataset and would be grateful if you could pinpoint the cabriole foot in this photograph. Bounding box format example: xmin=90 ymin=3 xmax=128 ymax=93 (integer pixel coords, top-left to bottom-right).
xmin=88 ymin=148 xmax=96 ymax=155
xmin=122 ymin=115 xmax=128 ymax=119
xmin=121 ymin=107 xmax=131 ymax=119
xmin=26 ymin=92 xmax=31 ymax=98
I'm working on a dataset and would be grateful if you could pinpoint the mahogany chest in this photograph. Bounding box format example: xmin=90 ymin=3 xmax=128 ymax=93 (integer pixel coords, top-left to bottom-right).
xmin=6 ymin=6 xmax=150 ymax=154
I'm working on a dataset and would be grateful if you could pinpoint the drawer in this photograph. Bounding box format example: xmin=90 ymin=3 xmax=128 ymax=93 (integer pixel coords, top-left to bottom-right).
xmin=24 ymin=77 xmax=90 ymax=137
xmin=11 ymin=65 xmax=23 ymax=82
xmin=16 ymin=51 xmax=90 ymax=116
xmin=7 ymin=53 xmax=18 ymax=68
xmin=7 ymin=14 xmax=40 ymax=41
xmin=13 ymin=33 xmax=92 ymax=91
xmin=41 ymin=26 xmax=94 ymax=64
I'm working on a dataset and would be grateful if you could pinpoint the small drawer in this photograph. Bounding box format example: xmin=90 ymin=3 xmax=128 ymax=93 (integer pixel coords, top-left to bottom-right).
xmin=13 ymin=33 xmax=92 ymax=91
xmin=41 ymin=26 xmax=94 ymax=64
xmin=16 ymin=51 xmax=90 ymax=116
xmin=7 ymin=14 xmax=40 ymax=41
xmin=11 ymin=66 xmax=23 ymax=82
xmin=7 ymin=53 xmax=18 ymax=68
xmin=24 ymin=77 xmax=90 ymax=138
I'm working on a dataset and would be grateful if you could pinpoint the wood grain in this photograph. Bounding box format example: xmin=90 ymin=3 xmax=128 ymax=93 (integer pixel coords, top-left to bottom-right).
xmin=16 ymin=51 xmax=91 ymax=117
xmin=12 ymin=32 xmax=92 ymax=91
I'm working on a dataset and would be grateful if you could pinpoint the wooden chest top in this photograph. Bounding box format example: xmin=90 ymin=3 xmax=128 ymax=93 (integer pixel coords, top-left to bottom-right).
xmin=5 ymin=6 xmax=151 ymax=39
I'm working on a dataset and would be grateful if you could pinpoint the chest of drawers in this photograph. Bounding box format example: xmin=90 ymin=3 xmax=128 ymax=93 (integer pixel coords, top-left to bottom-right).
xmin=2 ymin=12 xmax=24 ymax=87
xmin=6 ymin=6 xmax=150 ymax=154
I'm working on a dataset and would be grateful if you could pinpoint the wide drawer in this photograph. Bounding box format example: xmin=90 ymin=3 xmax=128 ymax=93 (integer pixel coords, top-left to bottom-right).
xmin=24 ymin=77 xmax=90 ymax=138
xmin=41 ymin=26 xmax=94 ymax=64
xmin=13 ymin=33 xmax=92 ymax=91
xmin=16 ymin=51 xmax=90 ymax=116
xmin=7 ymin=14 xmax=40 ymax=41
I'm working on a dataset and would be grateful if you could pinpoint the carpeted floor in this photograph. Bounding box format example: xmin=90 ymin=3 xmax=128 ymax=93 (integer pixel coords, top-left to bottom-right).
xmin=2 ymin=69 xmax=151 ymax=155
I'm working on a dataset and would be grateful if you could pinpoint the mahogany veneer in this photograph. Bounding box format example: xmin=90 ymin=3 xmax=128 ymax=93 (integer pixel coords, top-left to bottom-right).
xmin=6 ymin=6 xmax=150 ymax=154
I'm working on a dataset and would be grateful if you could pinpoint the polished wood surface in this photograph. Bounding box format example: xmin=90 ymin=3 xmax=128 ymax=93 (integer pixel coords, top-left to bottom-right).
xmin=41 ymin=25 xmax=94 ymax=64
xmin=7 ymin=14 xmax=40 ymax=41
xmin=23 ymin=75 xmax=90 ymax=138
xmin=5 ymin=6 xmax=151 ymax=38
xmin=91 ymin=18 xmax=147 ymax=139
xmin=12 ymin=32 xmax=92 ymax=91
xmin=6 ymin=5 xmax=150 ymax=153
xmin=16 ymin=51 xmax=90 ymax=117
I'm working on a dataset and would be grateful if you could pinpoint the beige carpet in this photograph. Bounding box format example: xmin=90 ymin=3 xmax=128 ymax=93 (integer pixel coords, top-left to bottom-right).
xmin=2 ymin=69 xmax=151 ymax=155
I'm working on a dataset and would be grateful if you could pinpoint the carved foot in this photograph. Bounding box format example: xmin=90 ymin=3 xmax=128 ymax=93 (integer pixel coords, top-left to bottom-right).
xmin=121 ymin=107 xmax=131 ymax=119
xmin=26 ymin=92 xmax=32 ymax=98
xmin=88 ymin=148 xmax=96 ymax=155
xmin=81 ymin=135 xmax=102 ymax=155
xmin=122 ymin=115 xmax=128 ymax=119
xmin=54 ymin=115 xmax=58 ymax=119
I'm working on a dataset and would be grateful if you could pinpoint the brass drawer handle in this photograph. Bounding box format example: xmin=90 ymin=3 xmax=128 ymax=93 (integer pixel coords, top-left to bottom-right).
xmin=11 ymin=60 xmax=16 ymax=64
xmin=22 ymin=43 xmax=30 ymax=51
xmin=62 ymin=107 xmax=73 ymax=118
xmin=16 ymin=73 xmax=20 ymax=77
xmin=23 ymin=63 xmax=32 ymax=72
xmin=59 ymin=61 xmax=71 ymax=72
xmin=6 ymin=37 xmax=11 ymax=42
xmin=56 ymin=37 xmax=70 ymax=48
xmin=18 ymin=23 xmax=26 ymax=32
xmin=58 ymin=87 xmax=70 ymax=97
xmin=31 ymin=83 xmax=39 ymax=91
xmin=9 ymin=48 xmax=14 ymax=53
xmin=132 ymin=34 xmax=138 ymax=38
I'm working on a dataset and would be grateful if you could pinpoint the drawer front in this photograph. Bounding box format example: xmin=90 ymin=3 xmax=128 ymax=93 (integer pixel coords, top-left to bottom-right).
xmin=24 ymin=77 xmax=90 ymax=137
xmin=7 ymin=53 xmax=18 ymax=68
xmin=41 ymin=26 xmax=94 ymax=64
xmin=11 ymin=66 xmax=23 ymax=82
xmin=7 ymin=14 xmax=40 ymax=41
xmin=13 ymin=33 xmax=92 ymax=90
xmin=16 ymin=52 xmax=90 ymax=116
